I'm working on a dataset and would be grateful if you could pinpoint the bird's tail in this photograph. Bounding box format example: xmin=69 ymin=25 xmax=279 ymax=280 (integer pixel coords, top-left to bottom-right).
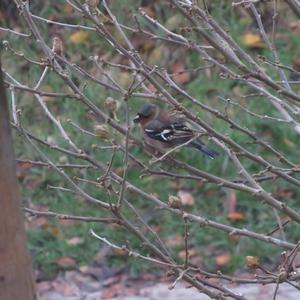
xmin=190 ymin=141 xmax=219 ymax=159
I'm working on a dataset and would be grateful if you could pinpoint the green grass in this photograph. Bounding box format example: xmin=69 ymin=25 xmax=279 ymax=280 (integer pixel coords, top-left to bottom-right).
xmin=2 ymin=1 xmax=300 ymax=279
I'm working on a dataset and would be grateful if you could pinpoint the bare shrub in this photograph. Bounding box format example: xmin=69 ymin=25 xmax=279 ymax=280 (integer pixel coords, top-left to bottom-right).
xmin=2 ymin=0 xmax=300 ymax=298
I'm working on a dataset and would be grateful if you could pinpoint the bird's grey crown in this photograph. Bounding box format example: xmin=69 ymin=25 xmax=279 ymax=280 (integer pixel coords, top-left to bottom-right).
xmin=137 ymin=103 xmax=157 ymax=118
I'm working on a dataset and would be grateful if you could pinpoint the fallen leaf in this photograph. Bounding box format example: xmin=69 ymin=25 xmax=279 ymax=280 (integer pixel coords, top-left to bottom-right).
xmin=67 ymin=237 xmax=84 ymax=245
xmin=23 ymin=175 xmax=44 ymax=189
xmin=165 ymin=234 xmax=182 ymax=247
xmin=102 ymin=282 xmax=137 ymax=299
xmin=204 ymin=189 xmax=217 ymax=197
xmin=293 ymin=57 xmax=300 ymax=70
xmin=112 ymin=248 xmax=127 ymax=257
xmin=69 ymin=31 xmax=89 ymax=44
xmin=171 ymin=61 xmax=190 ymax=84
xmin=52 ymin=280 xmax=79 ymax=296
xmin=102 ymin=283 xmax=120 ymax=299
xmin=169 ymin=180 xmax=183 ymax=190
xmin=177 ymin=248 xmax=197 ymax=260
xmin=227 ymin=212 xmax=246 ymax=222
xmin=56 ymin=256 xmax=76 ymax=268
xmin=215 ymin=254 xmax=231 ymax=266
xmin=16 ymin=160 xmax=32 ymax=179
xmin=102 ymin=275 xmax=122 ymax=287
xmin=37 ymin=281 xmax=52 ymax=294
xmin=228 ymin=231 xmax=241 ymax=242
xmin=290 ymin=20 xmax=300 ymax=34
xmin=241 ymin=32 xmax=264 ymax=48
xmin=41 ymin=96 xmax=52 ymax=102
xmin=17 ymin=160 xmax=33 ymax=170
xmin=43 ymin=224 xmax=62 ymax=236
xmin=275 ymin=189 xmax=295 ymax=199
xmin=177 ymin=190 xmax=195 ymax=206
xmin=27 ymin=216 xmax=48 ymax=229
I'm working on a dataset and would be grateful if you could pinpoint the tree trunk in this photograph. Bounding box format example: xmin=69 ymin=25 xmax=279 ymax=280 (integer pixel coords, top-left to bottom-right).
xmin=0 ymin=62 xmax=36 ymax=299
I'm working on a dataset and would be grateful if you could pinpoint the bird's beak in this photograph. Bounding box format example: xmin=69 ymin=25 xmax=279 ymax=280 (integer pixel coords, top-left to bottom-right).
xmin=133 ymin=114 xmax=141 ymax=123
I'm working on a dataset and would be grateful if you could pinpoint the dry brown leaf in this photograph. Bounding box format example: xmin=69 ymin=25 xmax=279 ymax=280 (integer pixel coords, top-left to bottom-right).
xmin=276 ymin=189 xmax=295 ymax=199
xmin=23 ymin=175 xmax=44 ymax=189
xmin=41 ymin=96 xmax=53 ymax=102
xmin=102 ymin=283 xmax=123 ymax=299
xmin=67 ymin=237 xmax=84 ymax=246
xmin=204 ymin=189 xmax=217 ymax=197
xmin=229 ymin=231 xmax=241 ymax=242
xmin=165 ymin=234 xmax=182 ymax=247
xmin=69 ymin=31 xmax=89 ymax=44
xmin=17 ymin=160 xmax=33 ymax=170
xmin=27 ymin=216 xmax=48 ymax=229
xmin=112 ymin=248 xmax=126 ymax=257
xmin=241 ymin=32 xmax=264 ymax=48
xmin=171 ymin=61 xmax=190 ymax=85
xmin=52 ymin=280 xmax=79 ymax=296
xmin=227 ymin=212 xmax=246 ymax=222
xmin=290 ymin=20 xmax=300 ymax=34
xmin=177 ymin=248 xmax=197 ymax=260
xmin=169 ymin=180 xmax=183 ymax=190
xmin=177 ymin=190 xmax=195 ymax=206
xmin=56 ymin=256 xmax=76 ymax=268
xmin=43 ymin=224 xmax=62 ymax=236
xmin=215 ymin=254 xmax=231 ymax=266
xmin=16 ymin=160 xmax=32 ymax=179
xmin=37 ymin=281 xmax=52 ymax=294
xmin=293 ymin=58 xmax=300 ymax=70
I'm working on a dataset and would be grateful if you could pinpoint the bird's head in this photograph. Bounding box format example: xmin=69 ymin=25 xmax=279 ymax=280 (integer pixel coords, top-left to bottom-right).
xmin=133 ymin=103 xmax=157 ymax=124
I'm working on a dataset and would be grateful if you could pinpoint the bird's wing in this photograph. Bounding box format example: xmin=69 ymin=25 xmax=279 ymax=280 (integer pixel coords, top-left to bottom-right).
xmin=144 ymin=119 xmax=195 ymax=143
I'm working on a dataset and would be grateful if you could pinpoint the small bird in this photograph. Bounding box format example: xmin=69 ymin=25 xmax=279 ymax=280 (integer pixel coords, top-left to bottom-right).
xmin=133 ymin=103 xmax=218 ymax=159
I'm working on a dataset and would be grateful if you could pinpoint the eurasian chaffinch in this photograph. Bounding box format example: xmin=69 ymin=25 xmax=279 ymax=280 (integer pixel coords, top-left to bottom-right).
xmin=133 ymin=103 xmax=218 ymax=159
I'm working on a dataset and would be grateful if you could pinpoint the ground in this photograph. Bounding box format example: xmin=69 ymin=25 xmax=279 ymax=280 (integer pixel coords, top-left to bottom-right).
xmin=38 ymin=269 xmax=300 ymax=300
